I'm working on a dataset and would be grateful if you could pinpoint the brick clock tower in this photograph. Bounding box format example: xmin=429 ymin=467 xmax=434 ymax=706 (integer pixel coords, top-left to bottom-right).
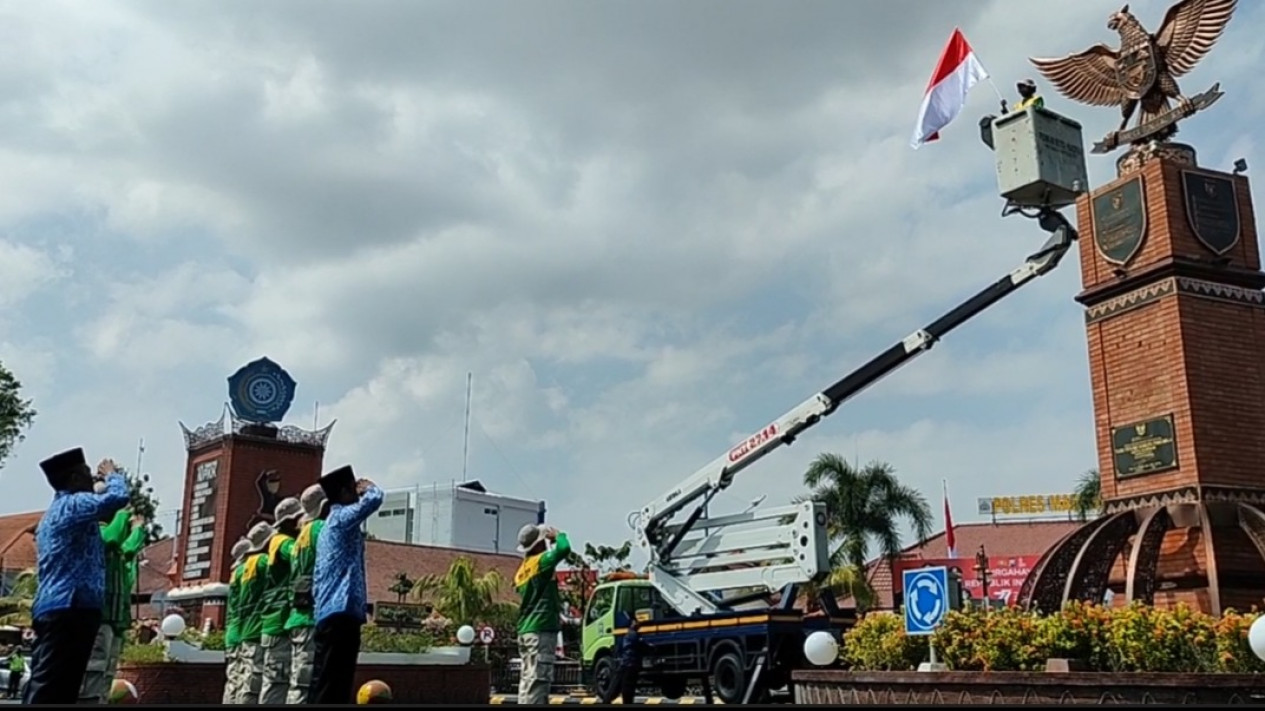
xmin=169 ymin=357 xmax=333 ymax=628
xmin=1020 ymin=140 xmax=1265 ymax=615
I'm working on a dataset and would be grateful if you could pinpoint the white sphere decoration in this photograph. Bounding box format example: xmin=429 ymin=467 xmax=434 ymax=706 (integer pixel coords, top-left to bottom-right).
xmin=803 ymin=630 xmax=839 ymax=667
xmin=1249 ymin=614 xmax=1265 ymax=662
xmin=160 ymin=614 xmax=187 ymax=638
xmin=456 ymin=625 xmax=476 ymax=645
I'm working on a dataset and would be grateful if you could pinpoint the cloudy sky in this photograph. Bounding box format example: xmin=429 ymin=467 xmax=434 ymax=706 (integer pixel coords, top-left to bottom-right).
xmin=1 ymin=0 xmax=1262 ymax=558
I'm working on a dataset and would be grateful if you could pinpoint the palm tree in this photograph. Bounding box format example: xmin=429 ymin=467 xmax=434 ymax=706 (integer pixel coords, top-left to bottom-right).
xmin=0 ymin=568 xmax=36 ymax=626
xmin=1071 ymin=468 xmax=1102 ymax=521
xmin=795 ymin=455 xmax=933 ymax=611
xmin=412 ymin=556 xmax=517 ymax=626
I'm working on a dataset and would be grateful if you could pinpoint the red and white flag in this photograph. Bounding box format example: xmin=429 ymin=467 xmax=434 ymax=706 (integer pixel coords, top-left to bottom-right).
xmin=910 ymin=28 xmax=990 ymax=149
xmin=943 ymin=479 xmax=958 ymax=559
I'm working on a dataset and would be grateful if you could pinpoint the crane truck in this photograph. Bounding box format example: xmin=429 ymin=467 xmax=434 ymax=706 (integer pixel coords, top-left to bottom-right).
xmin=579 ymin=206 xmax=1080 ymax=704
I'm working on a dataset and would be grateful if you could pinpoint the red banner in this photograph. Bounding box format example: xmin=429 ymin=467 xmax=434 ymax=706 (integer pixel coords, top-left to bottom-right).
xmin=892 ymin=556 xmax=1041 ymax=607
xmin=556 ymin=569 xmax=598 ymax=589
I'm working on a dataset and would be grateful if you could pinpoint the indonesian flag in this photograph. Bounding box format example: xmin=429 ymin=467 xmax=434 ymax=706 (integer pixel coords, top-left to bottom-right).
xmin=943 ymin=480 xmax=958 ymax=559
xmin=910 ymin=28 xmax=990 ymax=149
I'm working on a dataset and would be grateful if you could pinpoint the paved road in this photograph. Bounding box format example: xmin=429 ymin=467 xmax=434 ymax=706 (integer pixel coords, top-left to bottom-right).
xmin=490 ymin=694 xmax=723 ymax=705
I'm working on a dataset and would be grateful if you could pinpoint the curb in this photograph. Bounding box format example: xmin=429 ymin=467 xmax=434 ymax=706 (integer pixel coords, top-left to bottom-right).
xmin=489 ymin=695 xmax=722 ymax=705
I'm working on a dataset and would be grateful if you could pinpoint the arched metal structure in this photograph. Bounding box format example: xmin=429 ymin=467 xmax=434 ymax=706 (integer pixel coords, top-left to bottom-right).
xmin=1019 ymin=500 xmax=1265 ymax=616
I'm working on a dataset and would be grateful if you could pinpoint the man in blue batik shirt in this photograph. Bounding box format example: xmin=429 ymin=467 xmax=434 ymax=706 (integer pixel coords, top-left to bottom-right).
xmin=24 ymin=448 xmax=130 ymax=705
xmin=308 ymin=465 xmax=382 ymax=705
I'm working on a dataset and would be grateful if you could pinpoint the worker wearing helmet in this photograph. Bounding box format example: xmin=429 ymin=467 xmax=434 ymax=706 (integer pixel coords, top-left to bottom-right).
xmin=1014 ymin=78 xmax=1044 ymax=112
xmin=513 ymin=523 xmax=571 ymax=705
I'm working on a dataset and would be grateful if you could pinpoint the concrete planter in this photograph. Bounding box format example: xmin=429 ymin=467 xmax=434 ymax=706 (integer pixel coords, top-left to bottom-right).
xmin=117 ymin=656 xmax=489 ymax=704
xmin=791 ymin=669 xmax=1265 ymax=705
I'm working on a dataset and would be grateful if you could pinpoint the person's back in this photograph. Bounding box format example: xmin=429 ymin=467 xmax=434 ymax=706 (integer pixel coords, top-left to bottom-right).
xmin=258 ymin=498 xmax=304 ymax=705
xmin=236 ymin=522 xmax=275 ymax=705
xmin=285 ymin=517 xmax=324 ymax=632
xmin=513 ymin=524 xmax=571 ymax=705
xmin=25 ymin=450 xmax=129 ymax=706
xmin=79 ymin=507 xmax=145 ymax=704
xmin=309 ymin=466 xmax=383 ymax=705
xmin=283 ymin=488 xmax=326 ymax=705
xmin=314 ymin=487 xmax=382 ymax=624
xmin=616 ymin=622 xmax=649 ymax=704
xmin=221 ymin=539 xmax=250 ymax=706
xmin=33 ymin=478 xmax=129 ymax=620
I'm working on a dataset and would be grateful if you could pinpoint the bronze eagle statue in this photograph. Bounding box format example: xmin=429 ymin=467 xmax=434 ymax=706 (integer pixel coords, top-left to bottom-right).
xmin=1029 ymin=0 xmax=1236 ymax=144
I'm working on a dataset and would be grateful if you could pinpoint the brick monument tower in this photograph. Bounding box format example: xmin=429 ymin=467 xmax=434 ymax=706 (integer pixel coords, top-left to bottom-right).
xmin=1017 ymin=0 xmax=1263 ymax=615
xmin=169 ymin=357 xmax=333 ymax=627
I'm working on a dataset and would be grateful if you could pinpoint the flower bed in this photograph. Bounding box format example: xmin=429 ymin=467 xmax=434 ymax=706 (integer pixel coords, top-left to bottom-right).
xmin=840 ymin=602 xmax=1265 ymax=674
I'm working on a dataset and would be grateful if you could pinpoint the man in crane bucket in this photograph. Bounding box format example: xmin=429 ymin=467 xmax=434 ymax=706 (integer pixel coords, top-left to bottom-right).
xmin=513 ymin=523 xmax=571 ymax=705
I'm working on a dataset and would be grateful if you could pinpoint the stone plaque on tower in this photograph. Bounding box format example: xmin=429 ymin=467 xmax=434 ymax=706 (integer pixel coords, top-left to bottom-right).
xmin=1018 ymin=0 xmax=1265 ymax=616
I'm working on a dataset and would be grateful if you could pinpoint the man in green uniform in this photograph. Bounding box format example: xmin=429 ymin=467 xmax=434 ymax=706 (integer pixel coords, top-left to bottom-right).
xmin=258 ymin=498 xmax=303 ymax=704
xmin=236 ymin=522 xmax=275 ymax=705
xmin=283 ymin=484 xmax=326 ymax=704
xmin=221 ymin=538 xmax=251 ymax=705
xmin=513 ymin=523 xmax=571 ymax=705
xmin=78 ymin=502 xmax=146 ymax=703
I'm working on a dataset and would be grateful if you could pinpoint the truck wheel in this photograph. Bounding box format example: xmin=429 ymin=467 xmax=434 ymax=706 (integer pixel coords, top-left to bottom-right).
xmin=592 ymin=655 xmax=619 ymax=702
xmin=710 ymin=651 xmax=746 ymax=705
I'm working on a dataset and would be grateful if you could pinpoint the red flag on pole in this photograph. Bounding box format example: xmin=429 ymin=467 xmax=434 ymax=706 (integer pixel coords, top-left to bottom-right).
xmin=911 ymin=27 xmax=991 ymax=149
xmin=943 ymin=480 xmax=958 ymax=558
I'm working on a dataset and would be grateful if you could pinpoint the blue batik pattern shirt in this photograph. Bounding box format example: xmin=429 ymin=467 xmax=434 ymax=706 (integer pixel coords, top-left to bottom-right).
xmin=32 ymin=473 xmax=130 ymax=619
xmin=314 ymin=484 xmax=383 ymax=624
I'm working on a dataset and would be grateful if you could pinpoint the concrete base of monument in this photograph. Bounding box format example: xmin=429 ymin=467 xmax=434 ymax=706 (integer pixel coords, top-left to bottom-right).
xmin=117 ymin=655 xmax=489 ymax=704
xmin=791 ymin=670 xmax=1265 ymax=705
xmin=165 ymin=639 xmax=473 ymax=665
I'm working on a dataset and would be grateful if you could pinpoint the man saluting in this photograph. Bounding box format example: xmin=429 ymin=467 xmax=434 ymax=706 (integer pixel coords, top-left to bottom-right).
xmin=309 ymin=466 xmax=383 ymax=705
xmin=24 ymin=450 xmax=129 ymax=704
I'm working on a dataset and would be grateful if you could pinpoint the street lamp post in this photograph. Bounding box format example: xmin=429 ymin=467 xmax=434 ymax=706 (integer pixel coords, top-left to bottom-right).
xmin=974 ymin=545 xmax=992 ymax=612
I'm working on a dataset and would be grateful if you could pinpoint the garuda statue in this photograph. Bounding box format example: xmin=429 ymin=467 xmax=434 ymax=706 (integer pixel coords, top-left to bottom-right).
xmin=1029 ymin=0 xmax=1236 ymax=153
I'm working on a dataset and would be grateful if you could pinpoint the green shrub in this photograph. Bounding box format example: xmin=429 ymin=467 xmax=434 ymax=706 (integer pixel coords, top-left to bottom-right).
xmin=119 ymin=642 xmax=167 ymax=665
xmin=840 ymin=601 xmax=1262 ymax=674
xmin=359 ymin=625 xmax=438 ymax=654
xmin=841 ymin=612 xmax=926 ymax=671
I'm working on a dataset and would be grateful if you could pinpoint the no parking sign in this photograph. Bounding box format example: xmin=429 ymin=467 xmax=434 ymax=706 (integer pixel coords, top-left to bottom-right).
xmin=478 ymin=626 xmax=496 ymax=645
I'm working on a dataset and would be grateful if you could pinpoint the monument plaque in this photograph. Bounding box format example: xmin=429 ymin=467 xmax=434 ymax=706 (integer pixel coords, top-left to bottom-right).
xmin=1182 ymin=169 xmax=1241 ymax=255
xmin=1111 ymin=414 xmax=1178 ymax=479
xmin=1091 ymin=176 xmax=1147 ymax=264
xmin=182 ymin=459 xmax=220 ymax=581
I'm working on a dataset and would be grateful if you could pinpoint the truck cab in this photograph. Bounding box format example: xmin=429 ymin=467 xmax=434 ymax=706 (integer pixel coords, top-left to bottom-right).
xmin=580 ymin=577 xmax=664 ymax=699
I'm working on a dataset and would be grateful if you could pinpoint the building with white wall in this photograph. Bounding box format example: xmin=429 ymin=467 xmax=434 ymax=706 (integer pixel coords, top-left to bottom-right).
xmin=364 ymin=481 xmax=546 ymax=554
xmin=366 ymin=489 xmax=415 ymax=543
xmin=417 ymin=481 xmax=545 ymax=555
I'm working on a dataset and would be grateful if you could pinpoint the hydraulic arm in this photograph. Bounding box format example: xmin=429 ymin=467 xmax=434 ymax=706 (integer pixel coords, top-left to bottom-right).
xmin=632 ymin=208 xmax=1079 ymax=617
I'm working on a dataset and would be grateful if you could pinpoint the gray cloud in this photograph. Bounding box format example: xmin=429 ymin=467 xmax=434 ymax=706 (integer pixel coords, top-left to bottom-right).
xmin=1 ymin=0 xmax=1263 ymax=556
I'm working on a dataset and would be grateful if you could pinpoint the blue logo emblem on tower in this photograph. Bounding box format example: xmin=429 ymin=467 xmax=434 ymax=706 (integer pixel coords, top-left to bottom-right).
xmin=228 ymin=357 xmax=297 ymax=424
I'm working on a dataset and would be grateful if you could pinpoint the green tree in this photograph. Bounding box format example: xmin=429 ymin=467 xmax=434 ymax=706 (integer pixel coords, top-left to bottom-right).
xmin=115 ymin=466 xmax=163 ymax=544
xmin=560 ymin=540 xmax=634 ymax=613
xmin=796 ymin=455 xmax=933 ymax=612
xmin=1072 ymin=468 xmax=1102 ymax=522
xmin=0 ymin=362 xmax=36 ymax=470
xmin=412 ymin=555 xmax=516 ymax=626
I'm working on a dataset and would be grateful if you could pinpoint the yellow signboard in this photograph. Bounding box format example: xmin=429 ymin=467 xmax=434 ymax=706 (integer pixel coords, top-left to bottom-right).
xmin=977 ymin=494 xmax=1075 ymax=517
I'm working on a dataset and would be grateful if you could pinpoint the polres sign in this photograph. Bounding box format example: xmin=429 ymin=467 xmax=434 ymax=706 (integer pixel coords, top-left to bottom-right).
xmin=977 ymin=494 xmax=1075 ymax=517
xmin=893 ymin=556 xmax=1041 ymax=607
